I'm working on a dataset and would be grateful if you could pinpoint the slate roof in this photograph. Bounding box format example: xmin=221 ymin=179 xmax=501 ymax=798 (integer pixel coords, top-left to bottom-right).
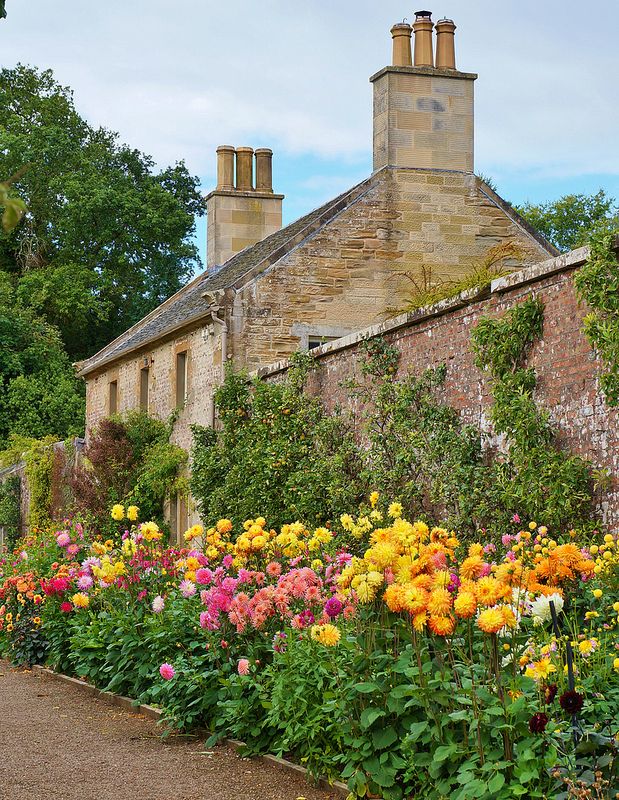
xmin=76 ymin=175 xmax=376 ymax=376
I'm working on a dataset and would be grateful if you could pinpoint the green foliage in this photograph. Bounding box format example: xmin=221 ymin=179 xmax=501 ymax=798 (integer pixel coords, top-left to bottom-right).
xmin=0 ymin=65 xmax=204 ymax=360
xmin=23 ymin=437 xmax=56 ymax=528
xmin=347 ymin=339 xmax=488 ymax=535
xmin=191 ymin=353 xmax=363 ymax=528
xmin=0 ymin=167 xmax=27 ymax=232
xmin=472 ymin=297 xmax=592 ymax=531
xmin=574 ymin=227 xmax=619 ymax=406
xmin=0 ymin=473 xmax=20 ymax=549
xmin=0 ymin=291 xmax=85 ymax=446
xmin=71 ymin=410 xmax=187 ymax=532
xmin=516 ymin=189 xmax=618 ymax=252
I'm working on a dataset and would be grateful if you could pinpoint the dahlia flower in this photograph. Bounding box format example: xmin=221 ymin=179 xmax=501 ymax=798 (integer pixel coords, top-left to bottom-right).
xmin=152 ymin=595 xmax=165 ymax=613
xmin=159 ymin=663 xmax=175 ymax=680
xmin=237 ymin=658 xmax=250 ymax=675
xmin=530 ymin=593 xmax=564 ymax=625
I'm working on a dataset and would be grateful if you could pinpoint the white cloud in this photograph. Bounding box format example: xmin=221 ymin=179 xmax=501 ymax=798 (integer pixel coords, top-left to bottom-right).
xmin=2 ymin=0 xmax=618 ymax=188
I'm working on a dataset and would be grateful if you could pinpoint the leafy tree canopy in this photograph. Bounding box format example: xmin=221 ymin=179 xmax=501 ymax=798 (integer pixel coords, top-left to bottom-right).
xmin=0 ymin=274 xmax=84 ymax=447
xmin=516 ymin=189 xmax=618 ymax=252
xmin=0 ymin=64 xmax=204 ymax=359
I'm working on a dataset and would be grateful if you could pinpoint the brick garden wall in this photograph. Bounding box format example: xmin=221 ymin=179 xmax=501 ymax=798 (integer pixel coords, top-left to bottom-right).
xmin=258 ymin=247 xmax=619 ymax=528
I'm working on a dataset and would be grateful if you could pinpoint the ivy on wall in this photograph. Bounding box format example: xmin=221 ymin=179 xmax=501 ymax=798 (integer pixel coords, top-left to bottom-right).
xmin=0 ymin=474 xmax=21 ymax=550
xmin=574 ymin=228 xmax=619 ymax=406
xmin=472 ymin=297 xmax=593 ymax=531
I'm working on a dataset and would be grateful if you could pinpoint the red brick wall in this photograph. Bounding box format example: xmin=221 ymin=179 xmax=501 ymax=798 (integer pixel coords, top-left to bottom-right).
xmin=261 ymin=261 xmax=619 ymax=527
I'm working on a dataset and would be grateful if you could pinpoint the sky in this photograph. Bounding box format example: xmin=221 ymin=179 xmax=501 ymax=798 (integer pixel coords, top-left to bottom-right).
xmin=2 ymin=0 xmax=619 ymax=261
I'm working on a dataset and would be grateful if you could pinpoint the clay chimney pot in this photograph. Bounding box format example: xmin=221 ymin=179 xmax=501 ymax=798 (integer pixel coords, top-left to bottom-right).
xmin=390 ymin=22 xmax=413 ymax=67
xmin=435 ymin=18 xmax=457 ymax=70
xmin=413 ymin=10 xmax=434 ymax=67
xmin=235 ymin=147 xmax=254 ymax=191
xmin=216 ymin=145 xmax=235 ymax=191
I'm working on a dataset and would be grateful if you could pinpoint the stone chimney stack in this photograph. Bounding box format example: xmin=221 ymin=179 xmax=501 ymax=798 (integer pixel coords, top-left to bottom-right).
xmin=371 ymin=11 xmax=476 ymax=173
xmin=205 ymin=146 xmax=284 ymax=269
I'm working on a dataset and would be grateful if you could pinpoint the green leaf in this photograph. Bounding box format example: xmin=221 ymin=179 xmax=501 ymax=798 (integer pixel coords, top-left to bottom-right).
xmin=372 ymin=725 xmax=398 ymax=749
xmin=360 ymin=707 xmax=386 ymax=729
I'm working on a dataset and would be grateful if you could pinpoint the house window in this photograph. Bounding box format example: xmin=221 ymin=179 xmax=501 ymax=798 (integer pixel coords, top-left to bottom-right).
xmin=140 ymin=367 xmax=149 ymax=411
xmin=169 ymin=492 xmax=188 ymax=545
xmin=108 ymin=380 xmax=118 ymax=415
xmin=308 ymin=336 xmax=338 ymax=350
xmin=175 ymin=351 xmax=187 ymax=407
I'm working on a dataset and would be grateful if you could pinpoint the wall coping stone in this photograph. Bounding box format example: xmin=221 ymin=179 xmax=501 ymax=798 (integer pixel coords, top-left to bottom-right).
xmin=370 ymin=64 xmax=478 ymax=82
xmin=254 ymin=243 xmax=600 ymax=380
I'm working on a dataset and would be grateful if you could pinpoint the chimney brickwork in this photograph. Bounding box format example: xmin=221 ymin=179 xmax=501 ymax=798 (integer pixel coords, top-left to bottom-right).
xmin=372 ymin=13 xmax=476 ymax=173
xmin=206 ymin=146 xmax=284 ymax=268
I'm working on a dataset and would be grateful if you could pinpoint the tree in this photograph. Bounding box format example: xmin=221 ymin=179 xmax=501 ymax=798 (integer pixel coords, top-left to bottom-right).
xmin=516 ymin=189 xmax=618 ymax=252
xmin=0 ymin=274 xmax=84 ymax=447
xmin=0 ymin=65 xmax=204 ymax=359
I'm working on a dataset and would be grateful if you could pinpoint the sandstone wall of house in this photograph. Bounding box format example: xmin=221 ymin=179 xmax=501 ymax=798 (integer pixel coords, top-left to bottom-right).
xmin=230 ymin=167 xmax=549 ymax=371
xmin=85 ymin=325 xmax=222 ymax=452
xmin=258 ymin=249 xmax=619 ymax=528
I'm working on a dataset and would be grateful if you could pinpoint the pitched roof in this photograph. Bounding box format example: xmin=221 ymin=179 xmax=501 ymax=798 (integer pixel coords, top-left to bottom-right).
xmin=76 ymin=175 xmax=376 ymax=376
xmin=76 ymin=167 xmax=558 ymax=378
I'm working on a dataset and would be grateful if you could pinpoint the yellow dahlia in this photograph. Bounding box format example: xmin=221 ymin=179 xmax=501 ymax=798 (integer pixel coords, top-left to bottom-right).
xmin=315 ymin=624 xmax=341 ymax=647
xmin=111 ymin=504 xmax=125 ymax=521
xmin=476 ymin=607 xmax=504 ymax=634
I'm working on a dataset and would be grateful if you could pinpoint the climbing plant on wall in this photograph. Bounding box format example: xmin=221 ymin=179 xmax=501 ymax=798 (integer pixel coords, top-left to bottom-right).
xmin=573 ymin=227 xmax=619 ymax=406
xmin=0 ymin=474 xmax=21 ymax=549
xmin=471 ymin=296 xmax=593 ymax=531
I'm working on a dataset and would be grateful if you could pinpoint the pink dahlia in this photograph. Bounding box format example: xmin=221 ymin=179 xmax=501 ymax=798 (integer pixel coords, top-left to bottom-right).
xmin=152 ymin=595 xmax=165 ymax=613
xmin=159 ymin=663 xmax=175 ymax=680
xmin=56 ymin=532 xmax=71 ymax=548
xmin=179 ymin=580 xmax=196 ymax=598
xmin=237 ymin=658 xmax=250 ymax=675
xmin=195 ymin=568 xmax=211 ymax=585
xmin=77 ymin=575 xmax=93 ymax=591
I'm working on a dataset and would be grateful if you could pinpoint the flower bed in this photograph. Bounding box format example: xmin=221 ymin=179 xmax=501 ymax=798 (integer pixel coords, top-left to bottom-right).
xmin=0 ymin=501 xmax=618 ymax=799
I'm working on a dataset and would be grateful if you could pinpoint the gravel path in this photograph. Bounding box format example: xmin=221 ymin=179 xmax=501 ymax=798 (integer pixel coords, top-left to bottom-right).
xmin=0 ymin=662 xmax=337 ymax=800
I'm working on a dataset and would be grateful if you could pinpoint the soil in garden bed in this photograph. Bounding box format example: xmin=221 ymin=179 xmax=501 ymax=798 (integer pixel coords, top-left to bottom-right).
xmin=0 ymin=662 xmax=337 ymax=800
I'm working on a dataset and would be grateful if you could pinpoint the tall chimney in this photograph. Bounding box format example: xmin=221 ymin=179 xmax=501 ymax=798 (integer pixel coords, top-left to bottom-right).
xmin=371 ymin=15 xmax=476 ymax=173
xmin=205 ymin=146 xmax=284 ymax=269
xmin=255 ymin=148 xmax=274 ymax=192
xmin=391 ymin=22 xmax=412 ymax=67
xmin=435 ymin=18 xmax=456 ymax=69
xmin=216 ymin=145 xmax=235 ymax=190
xmin=413 ymin=10 xmax=434 ymax=67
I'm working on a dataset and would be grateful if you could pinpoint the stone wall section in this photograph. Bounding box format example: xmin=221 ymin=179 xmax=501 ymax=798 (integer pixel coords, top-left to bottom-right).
xmin=259 ymin=251 xmax=619 ymax=528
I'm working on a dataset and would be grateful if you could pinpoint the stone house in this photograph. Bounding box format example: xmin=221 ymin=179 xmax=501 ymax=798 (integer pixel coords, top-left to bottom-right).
xmin=76 ymin=13 xmax=556 ymax=539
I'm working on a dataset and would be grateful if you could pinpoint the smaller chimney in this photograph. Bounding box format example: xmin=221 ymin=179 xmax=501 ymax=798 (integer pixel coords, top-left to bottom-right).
xmin=390 ymin=22 xmax=412 ymax=66
xmin=435 ymin=18 xmax=457 ymax=69
xmin=216 ymin=145 xmax=235 ymax=190
xmin=205 ymin=146 xmax=284 ymax=268
xmin=413 ymin=10 xmax=434 ymax=67
xmin=255 ymin=148 xmax=274 ymax=192
xmin=235 ymin=147 xmax=254 ymax=191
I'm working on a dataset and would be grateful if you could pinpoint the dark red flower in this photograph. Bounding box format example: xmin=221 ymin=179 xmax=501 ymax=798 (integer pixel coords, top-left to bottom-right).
xmin=529 ymin=712 xmax=549 ymax=733
xmin=559 ymin=690 xmax=584 ymax=714
xmin=60 ymin=601 xmax=73 ymax=613
xmin=544 ymin=684 xmax=558 ymax=704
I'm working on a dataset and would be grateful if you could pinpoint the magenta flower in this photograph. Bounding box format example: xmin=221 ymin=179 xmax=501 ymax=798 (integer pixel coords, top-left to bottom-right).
xmin=324 ymin=596 xmax=343 ymax=619
xmin=77 ymin=575 xmax=93 ymax=591
xmin=159 ymin=663 xmax=175 ymax=680
xmin=195 ymin=568 xmax=212 ymax=585
xmin=56 ymin=532 xmax=71 ymax=548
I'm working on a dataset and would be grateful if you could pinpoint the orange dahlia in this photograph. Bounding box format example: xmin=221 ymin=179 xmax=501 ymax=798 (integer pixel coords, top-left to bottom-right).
xmin=475 ymin=576 xmax=504 ymax=607
xmin=383 ymin=584 xmax=407 ymax=613
xmin=427 ymin=587 xmax=452 ymax=616
xmin=412 ymin=611 xmax=428 ymax=632
xmin=404 ymin=586 xmax=429 ymax=615
xmin=428 ymin=614 xmax=456 ymax=636
xmin=460 ymin=554 xmax=485 ymax=581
